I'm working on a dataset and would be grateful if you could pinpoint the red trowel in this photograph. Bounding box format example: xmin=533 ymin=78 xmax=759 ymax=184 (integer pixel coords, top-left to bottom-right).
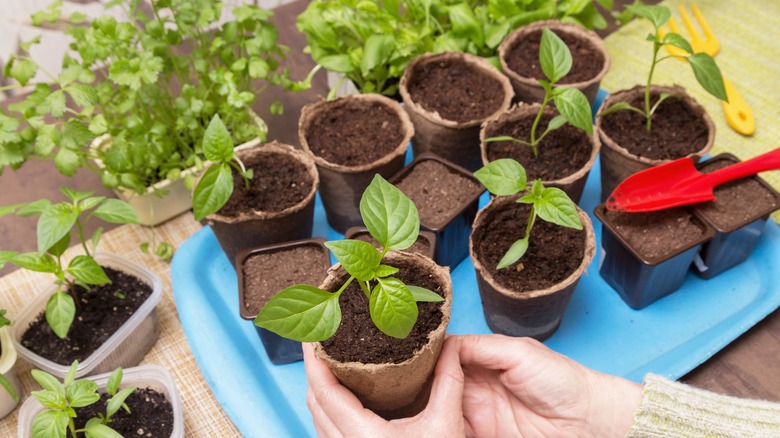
xmin=606 ymin=148 xmax=780 ymax=212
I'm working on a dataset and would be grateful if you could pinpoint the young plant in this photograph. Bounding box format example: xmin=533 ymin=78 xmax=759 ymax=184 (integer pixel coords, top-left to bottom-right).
xmin=0 ymin=189 xmax=140 ymax=338
xmin=484 ymin=28 xmax=593 ymax=159
xmin=255 ymin=175 xmax=444 ymax=341
xmin=474 ymin=158 xmax=583 ymax=269
xmin=0 ymin=310 xmax=19 ymax=403
xmin=600 ymin=4 xmax=727 ymax=130
xmin=30 ymin=361 xmax=135 ymax=438
xmin=191 ymin=114 xmax=252 ymax=221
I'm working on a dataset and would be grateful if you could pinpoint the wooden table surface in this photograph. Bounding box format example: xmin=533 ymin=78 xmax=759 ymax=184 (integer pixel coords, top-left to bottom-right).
xmin=1 ymin=1 xmax=778 ymax=427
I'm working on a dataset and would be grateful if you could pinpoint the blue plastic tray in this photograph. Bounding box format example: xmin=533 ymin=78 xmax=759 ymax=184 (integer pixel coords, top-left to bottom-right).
xmin=171 ymin=101 xmax=780 ymax=438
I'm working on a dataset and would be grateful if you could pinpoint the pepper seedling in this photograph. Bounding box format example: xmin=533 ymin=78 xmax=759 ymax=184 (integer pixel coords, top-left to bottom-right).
xmin=0 ymin=310 xmax=19 ymax=403
xmin=600 ymin=4 xmax=726 ymax=131
xmin=192 ymin=114 xmax=253 ymax=221
xmin=30 ymin=361 xmax=136 ymax=438
xmin=474 ymin=158 xmax=583 ymax=269
xmin=255 ymin=174 xmax=444 ymax=341
xmin=0 ymin=189 xmax=140 ymax=338
xmin=484 ymin=28 xmax=593 ymax=159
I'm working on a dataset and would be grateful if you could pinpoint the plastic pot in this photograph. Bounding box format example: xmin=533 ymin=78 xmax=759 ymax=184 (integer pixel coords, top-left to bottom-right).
xmin=344 ymin=226 xmax=437 ymax=260
xmin=299 ymin=94 xmax=413 ymax=233
xmin=470 ymin=196 xmax=595 ymax=340
xmin=594 ymin=204 xmax=716 ymax=309
xmin=11 ymin=253 xmax=163 ymax=379
xmin=17 ymin=364 xmax=184 ymax=438
xmin=498 ymin=20 xmax=610 ymax=105
xmin=207 ymin=141 xmax=319 ymax=267
xmin=0 ymin=327 xmax=21 ymax=419
xmin=236 ymin=238 xmax=331 ymax=365
xmin=692 ymin=153 xmax=780 ymax=279
xmin=399 ymin=52 xmax=514 ymax=172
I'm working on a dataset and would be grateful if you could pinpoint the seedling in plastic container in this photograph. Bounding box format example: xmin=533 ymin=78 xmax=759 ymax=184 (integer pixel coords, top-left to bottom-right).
xmin=255 ymin=174 xmax=444 ymax=341
xmin=474 ymin=158 xmax=583 ymax=269
xmin=484 ymin=28 xmax=593 ymax=158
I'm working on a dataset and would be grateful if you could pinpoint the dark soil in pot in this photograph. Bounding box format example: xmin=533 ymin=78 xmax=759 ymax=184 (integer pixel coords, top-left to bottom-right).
xmin=20 ymin=268 xmax=152 ymax=365
xmin=68 ymin=387 xmax=173 ymax=438
xmin=505 ymin=29 xmax=604 ymax=84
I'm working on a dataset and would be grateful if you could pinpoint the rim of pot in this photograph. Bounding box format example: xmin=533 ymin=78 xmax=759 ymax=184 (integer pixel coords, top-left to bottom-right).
xmin=313 ymin=251 xmax=452 ymax=368
xmin=595 ymin=84 xmax=716 ymax=165
xmin=469 ymin=194 xmax=596 ymax=299
xmin=399 ymin=51 xmax=514 ymax=129
xmin=498 ymin=20 xmax=611 ymax=93
xmin=298 ymin=94 xmax=414 ymax=173
xmin=205 ymin=140 xmax=319 ymax=223
xmin=479 ymin=102 xmax=601 ymax=187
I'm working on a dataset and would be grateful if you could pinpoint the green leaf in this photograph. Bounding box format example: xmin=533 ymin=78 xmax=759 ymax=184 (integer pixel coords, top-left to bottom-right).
xmin=248 ymin=58 xmax=270 ymax=79
xmin=7 ymin=57 xmax=38 ymax=86
xmin=47 ymin=233 xmax=70 ymax=258
xmin=202 ymin=114 xmax=234 ymax=163
xmin=31 ymin=389 xmax=66 ymax=410
xmin=370 ymin=277 xmax=417 ymax=339
xmin=89 ymin=114 xmax=108 ymax=135
xmin=106 ymin=368 xmax=122 ymax=395
xmin=255 ymin=285 xmax=342 ymax=342
xmin=37 ymin=203 xmax=78 ymax=254
xmin=497 ymin=238 xmax=529 ymax=269
xmin=408 ymin=285 xmax=444 ymax=302
xmin=54 ymin=148 xmax=81 ymax=177
xmin=324 ymin=240 xmax=381 ymax=282
xmin=663 ymin=32 xmax=693 ymax=54
xmin=540 ymin=28 xmax=572 ymax=83
xmin=359 ymin=175 xmax=419 ymax=252
xmin=0 ymin=251 xmax=17 ymax=271
xmin=448 ymin=3 xmax=484 ymax=48
xmin=31 ymin=369 xmax=65 ymax=397
xmin=687 ymin=53 xmax=727 ymax=101
xmin=474 ymin=159 xmax=527 ymax=196
xmin=106 ymin=386 xmax=135 ymax=419
xmin=92 ymin=198 xmax=140 ymax=224
xmin=69 ymin=11 xmax=87 ymax=24
xmin=91 ymin=227 xmax=103 ymax=251
xmin=547 ymin=114 xmax=568 ymax=132
xmin=0 ymin=375 xmax=18 ymax=402
xmin=554 ymin=88 xmax=594 ymax=135
xmin=373 ymin=264 xmax=399 ymax=278
xmin=32 ymin=409 xmax=68 ymax=438
xmin=318 ymin=54 xmax=356 ymax=73
xmin=60 ymin=187 xmax=93 ymax=204
xmin=66 ymin=380 xmax=100 ymax=407
xmin=534 ymin=187 xmax=583 ymax=229
xmin=60 ymin=120 xmax=94 ymax=150
xmin=79 ymin=196 xmax=106 ymax=211
xmin=66 ymin=84 xmax=97 ymax=108
xmin=361 ymin=35 xmax=395 ymax=76
xmin=43 ymin=90 xmax=67 ymax=118
xmin=67 ymin=255 xmax=110 ymax=285
xmin=599 ymin=101 xmax=644 ymax=117
xmin=84 ymin=421 xmax=124 ymax=438
xmin=46 ymin=292 xmax=76 ymax=338
xmin=0 ymin=203 xmax=24 ymax=218
xmin=16 ymin=199 xmax=51 ymax=217
xmin=12 ymin=252 xmax=58 ymax=273
xmin=35 ymin=125 xmax=59 ymax=156
xmin=625 ymin=4 xmax=671 ymax=29
xmin=64 ymin=361 xmax=78 ymax=387
xmin=192 ymin=164 xmax=234 ymax=221
xmin=485 ymin=22 xmax=510 ymax=49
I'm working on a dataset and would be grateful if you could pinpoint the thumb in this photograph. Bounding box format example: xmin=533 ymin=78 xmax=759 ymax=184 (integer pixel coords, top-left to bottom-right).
xmin=424 ymin=336 xmax=465 ymax=418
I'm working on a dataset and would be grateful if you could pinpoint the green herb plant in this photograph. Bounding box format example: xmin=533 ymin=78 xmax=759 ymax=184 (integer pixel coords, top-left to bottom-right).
xmin=191 ymin=114 xmax=253 ymax=221
xmin=255 ymin=175 xmax=444 ymax=341
xmin=474 ymin=158 xmax=582 ymax=269
xmin=30 ymin=361 xmax=136 ymax=438
xmin=0 ymin=189 xmax=140 ymax=338
xmin=484 ymin=27 xmax=594 ymax=159
xmin=599 ymin=4 xmax=727 ymax=130
xmin=0 ymin=310 xmax=19 ymax=403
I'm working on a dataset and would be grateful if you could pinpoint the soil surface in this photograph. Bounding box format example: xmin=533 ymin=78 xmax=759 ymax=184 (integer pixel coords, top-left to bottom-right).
xmin=506 ymin=28 xmax=604 ymax=83
xmin=351 ymin=232 xmax=432 ymax=257
xmin=305 ymin=100 xmax=405 ymax=166
xmin=242 ymin=244 xmax=330 ymax=316
xmin=218 ymin=151 xmax=313 ymax=217
xmin=21 ymin=267 xmax=152 ymax=365
xmin=474 ymin=202 xmax=585 ymax=291
xmin=603 ymin=208 xmax=705 ymax=260
xmin=484 ymin=111 xmax=593 ymax=181
xmin=321 ymin=257 xmax=445 ymax=364
xmin=696 ymin=158 xmax=778 ymax=230
xmin=407 ymin=57 xmax=505 ymax=123
xmin=599 ymin=91 xmax=709 ymax=160
xmin=68 ymin=388 xmax=173 ymax=438
xmin=395 ymin=160 xmax=484 ymax=229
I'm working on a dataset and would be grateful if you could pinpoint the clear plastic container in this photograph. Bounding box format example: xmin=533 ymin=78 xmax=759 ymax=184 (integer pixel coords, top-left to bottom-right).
xmin=11 ymin=252 xmax=163 ymax=378
xmin=0 ymin=327 xmax=21 ymax=419
xmin=17 ymin=364 xmax=184 ymax=438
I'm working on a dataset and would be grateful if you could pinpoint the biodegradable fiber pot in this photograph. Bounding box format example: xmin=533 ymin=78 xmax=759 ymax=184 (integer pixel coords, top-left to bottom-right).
xmin=0 ymin=327 xmax=21 ymax=419
xmin=299 ymin=94 xmax=413 ymax=233
xmin=399 ymin=52 xmax=514 ymax=172
xmin=596 ymin=85 xmax=715 ymax=201
xmin=498 ymin=20 xmax=610 ymax=105
xmin=207 ymin=141 xmax=319 ymax=266
xmin=480 ymin=103 xmax=600 ymax=204
xmin=469 ymin=195 xmax=595 ymax=340
xmin=313 ymin=251 xmax=452 ymax=419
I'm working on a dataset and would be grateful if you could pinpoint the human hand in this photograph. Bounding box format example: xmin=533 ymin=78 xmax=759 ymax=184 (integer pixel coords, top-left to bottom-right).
xmin=303 ymin=338 xmax=466 ymax=437
xmin=458 ymin=334 xmax=642 ymax=438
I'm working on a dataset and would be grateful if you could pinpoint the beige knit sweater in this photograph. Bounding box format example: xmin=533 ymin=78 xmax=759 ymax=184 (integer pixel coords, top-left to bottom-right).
xmin=627 ymin=374 xmax=780 ymax=437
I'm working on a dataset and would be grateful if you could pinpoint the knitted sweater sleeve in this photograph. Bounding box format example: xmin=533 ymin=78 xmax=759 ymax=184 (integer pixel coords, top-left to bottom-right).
xmin=626 ymin=373 xmax=780 ymax=437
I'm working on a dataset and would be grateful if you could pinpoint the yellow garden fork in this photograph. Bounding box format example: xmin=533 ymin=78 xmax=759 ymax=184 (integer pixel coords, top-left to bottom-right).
xmin=660 ymin=4 xmax=755 ymax=136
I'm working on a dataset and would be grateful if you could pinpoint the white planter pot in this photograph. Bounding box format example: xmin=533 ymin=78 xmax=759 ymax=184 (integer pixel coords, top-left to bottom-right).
xmin=17 ymin=364 xmax=184 ymax=438
xmin=0 ymin=327 xmax=21 ymax=419
xmin=11 ymin=253 xmax=163 ymax=378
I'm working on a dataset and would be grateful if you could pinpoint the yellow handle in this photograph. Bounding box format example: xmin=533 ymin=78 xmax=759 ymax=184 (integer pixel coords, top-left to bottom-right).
xmin=721 ymin=75 xmax=755 ymax=136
